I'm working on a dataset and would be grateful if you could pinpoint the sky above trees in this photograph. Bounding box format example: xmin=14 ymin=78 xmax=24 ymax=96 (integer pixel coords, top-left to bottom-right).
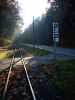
xmin=18 ymin=0 xmax=51 ymax=31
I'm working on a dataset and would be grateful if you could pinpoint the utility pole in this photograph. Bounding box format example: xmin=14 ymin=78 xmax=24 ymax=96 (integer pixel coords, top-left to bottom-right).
xmin=33 ymin=16 xmax=35 ymax=51
xmin=36 ymin=31 xmax=39 ymax=48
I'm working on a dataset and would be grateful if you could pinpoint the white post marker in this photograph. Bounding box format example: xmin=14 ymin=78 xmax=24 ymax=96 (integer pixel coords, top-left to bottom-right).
xmin=53 ymin=22 xmax=59 ymax=64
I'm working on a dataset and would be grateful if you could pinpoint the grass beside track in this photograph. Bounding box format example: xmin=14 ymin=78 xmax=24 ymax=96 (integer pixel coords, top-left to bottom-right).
xmin=24 ymin=45 xmax=51 ymax=56
xmin=56 ymin=60 xmax=75 ymax=72
xmin=55 ymin=60 xmax=75 ymax=99
xmin=0 ymin=51 xmax=13 ymax=59
xmin=38 ymin=60 xmax=75 ymax=99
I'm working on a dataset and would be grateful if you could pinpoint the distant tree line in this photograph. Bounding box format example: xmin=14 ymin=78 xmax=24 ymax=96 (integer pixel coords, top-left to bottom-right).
xmin=18 ymin=0 xmax=75 ymax=47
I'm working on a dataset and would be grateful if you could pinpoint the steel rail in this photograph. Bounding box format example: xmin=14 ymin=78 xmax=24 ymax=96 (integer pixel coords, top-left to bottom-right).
xmin=2 ymin=50 xmax=16 ymax=100
xmin=2 ymin=49 xmax=36 ymax=100
xmin=20 ymin=51 xmax=36 ymax=100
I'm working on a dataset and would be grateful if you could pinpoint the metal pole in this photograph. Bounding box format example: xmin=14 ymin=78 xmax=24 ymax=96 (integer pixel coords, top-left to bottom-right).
xmin=36 ymin=32 xmax=38 ymax=48
xmin=54 ymin=41 xmax=57 ymax=65
xmin=33 ymin=16 xmax=35 ymax=50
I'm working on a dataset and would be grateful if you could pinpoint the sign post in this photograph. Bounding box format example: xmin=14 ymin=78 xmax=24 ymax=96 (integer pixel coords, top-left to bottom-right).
xmin=53 ymin=22 xmax=59 ymax=65
xmin=33 ymin=16 xmax=35 ymax=51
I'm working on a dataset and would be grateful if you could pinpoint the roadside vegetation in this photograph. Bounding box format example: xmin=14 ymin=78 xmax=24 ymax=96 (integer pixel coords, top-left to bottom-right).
xmin=0 ymin=51 xmax=13 ymax=59
xmin=56 ymin=60 xmax=75 ymax=72
xmin=40 ymin=60 xmax=75 ymax=99
xmin=24 ymin=45 xmax=51 ymax=56
xmin=55 ymin=60 xmax=75 ymax=99
xmin=0 ymin=47 xmax=13 ymax=59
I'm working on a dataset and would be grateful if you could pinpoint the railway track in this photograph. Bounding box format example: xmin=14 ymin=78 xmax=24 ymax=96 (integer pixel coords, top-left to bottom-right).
xmin=0 ymin=46 xmax=65 ymax=100
xmin=1 ymin=48 xmax=36 ymax=100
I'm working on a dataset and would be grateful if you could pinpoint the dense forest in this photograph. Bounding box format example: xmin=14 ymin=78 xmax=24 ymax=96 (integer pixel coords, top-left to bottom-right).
xmin=18 ymin=0 xmax=75 ymax=47
xmin=0 ymin=0 xmax=75 ymax=47
xmin=0 ymin=0 xmax=21 ymax=46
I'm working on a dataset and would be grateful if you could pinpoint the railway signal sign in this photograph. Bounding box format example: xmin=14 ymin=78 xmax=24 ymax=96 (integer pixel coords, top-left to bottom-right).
xmin=53 ymin=22 xmax=59 ymax=42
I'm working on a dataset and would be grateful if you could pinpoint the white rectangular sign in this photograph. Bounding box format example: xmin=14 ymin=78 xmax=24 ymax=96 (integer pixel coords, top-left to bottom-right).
xmin=53 ymin=22 xmax=59 ymax=42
